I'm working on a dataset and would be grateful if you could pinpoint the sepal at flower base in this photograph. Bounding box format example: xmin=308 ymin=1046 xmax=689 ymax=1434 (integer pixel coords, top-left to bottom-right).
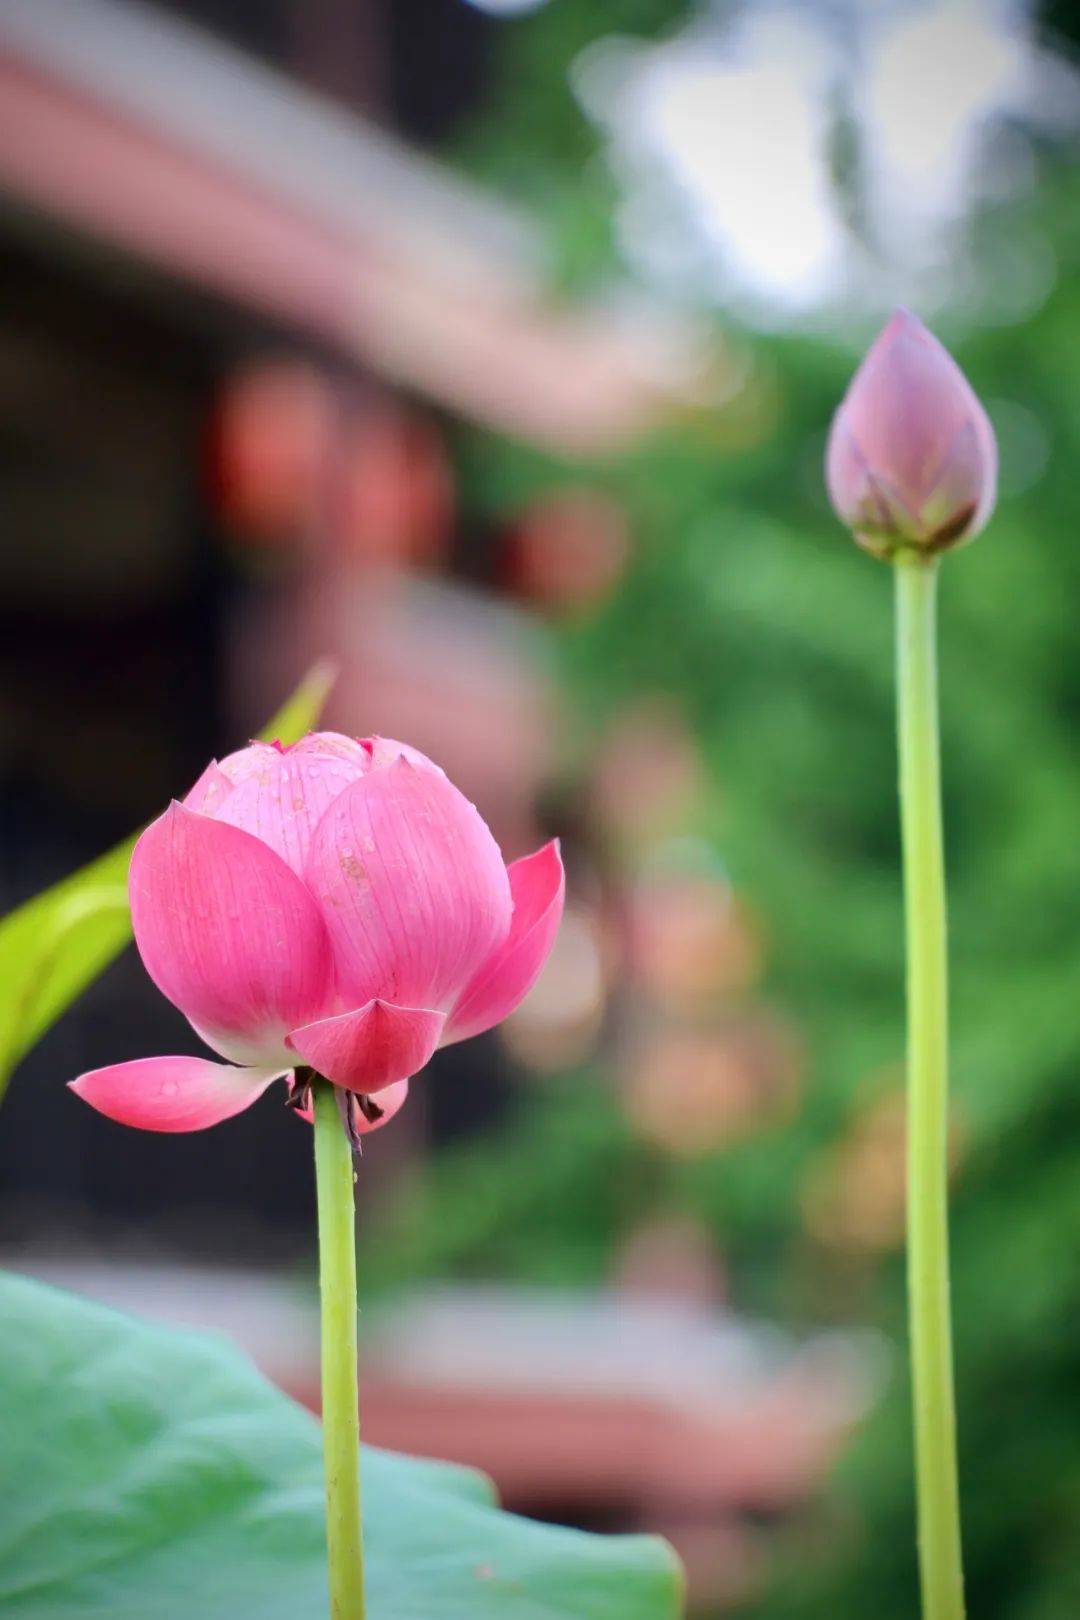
xmin=286 ymin=1000 xmax=445 ymax=1094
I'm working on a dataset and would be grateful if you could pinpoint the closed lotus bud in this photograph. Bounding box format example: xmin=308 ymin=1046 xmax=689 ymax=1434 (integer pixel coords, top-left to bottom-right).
xmin=826 ymin=308 xmax=997 ymax=561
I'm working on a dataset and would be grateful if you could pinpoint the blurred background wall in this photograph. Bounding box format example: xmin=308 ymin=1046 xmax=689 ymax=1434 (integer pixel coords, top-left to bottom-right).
xmin=1 ymin=1 xmax=1078 ymax=1615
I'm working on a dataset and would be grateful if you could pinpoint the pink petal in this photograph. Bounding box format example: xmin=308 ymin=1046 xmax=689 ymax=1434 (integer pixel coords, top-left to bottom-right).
xmin=288 ymin=1076 xmax=409 ymax=1132
xmin=212 ymin=738 xmax=370 ymax=876
xmin=69 ymin=1055 xmax=287 ymax=1132
xmin=286 ymin=1000 xmax=445 ymax=1093
xmin=218 ymin=734 xmax=370 ymax=786
xmin=445 ymin=840 xmax=565 ymax=1045
xmin=363 ymin=736 xmax=444 ymax=776
xmin=216 ymin=739 xmax=290 ymax=786
xmin=287 ymin=732 xmax=375 ymax=767
xmin=184 ymin=761 xmax=235 ymax=814
xmin=919 ymin=416 xmax=998 ymax=540
xmin=129 ymin=803 xmax=334 ymax=1064
xmin=826 ymin=423 xmax=922 ymax=544
xmin=304 ymin=757 xmax=512 ymax=1010
xmin=838 ymin=311 xmax=972 ymax=499
xmin=352 ymin=1077 xmax=408 ymax=1131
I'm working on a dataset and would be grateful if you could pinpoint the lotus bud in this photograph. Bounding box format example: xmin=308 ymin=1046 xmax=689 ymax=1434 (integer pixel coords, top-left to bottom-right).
xmin=826 ymin=308 xmax=997 ymax=561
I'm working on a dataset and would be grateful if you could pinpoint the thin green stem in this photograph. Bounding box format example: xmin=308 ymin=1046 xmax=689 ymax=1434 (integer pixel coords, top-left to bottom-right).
xmin=894 ymin=558 xmax=965 ymax=1620
xmin=313 ymin=1080 xmax=366 ymax=1620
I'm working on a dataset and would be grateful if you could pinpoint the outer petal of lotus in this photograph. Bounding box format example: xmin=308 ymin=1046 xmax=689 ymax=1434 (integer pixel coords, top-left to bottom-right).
xmin=827 ymin=423 xmax=923 ymax=543
xmin=834 ymin=311 xmax=972 ymax=498
xmin=129 ymin=803 xmax=334 ymax=1066
xmin=918 ymin=416 xmax=998 ymax=543
xmin=286 ymin=1000 xmax=445 ymax=1094
xmin=444 ymin=840 xmax=565 ymax=1046
xmin=69 ymin=1056 xmax=289 ymax=1132
xmin=304 ymin=756 xmax=512 ymax=1010
xmin=288 ymin=1076 xmax=409 ymax=1133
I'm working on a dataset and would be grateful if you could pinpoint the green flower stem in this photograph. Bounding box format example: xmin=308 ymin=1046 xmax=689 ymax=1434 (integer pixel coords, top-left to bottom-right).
xmin=894 ymin=557 xmax=965 ymax=1620
xmin=312 ymin=1080 xmax=366 ymax=1620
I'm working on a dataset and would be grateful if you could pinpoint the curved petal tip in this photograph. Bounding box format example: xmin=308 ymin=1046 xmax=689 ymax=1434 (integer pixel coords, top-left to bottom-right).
xmin=445 ymin=838 xmax=565 ymax=1046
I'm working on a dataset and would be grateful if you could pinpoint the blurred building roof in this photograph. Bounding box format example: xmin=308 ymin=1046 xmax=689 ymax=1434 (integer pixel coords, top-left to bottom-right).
xmin=0 ymin=0 xmax=715 ymax=454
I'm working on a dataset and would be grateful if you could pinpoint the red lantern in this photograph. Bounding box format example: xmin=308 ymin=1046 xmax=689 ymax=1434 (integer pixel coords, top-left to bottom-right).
xmin=206 ymin=360 xmax=333 ymax=545
xmin=504 ymin=489 xmax=629 ymax=615
xmin=338 ymin=407 xmax=452 ymax=568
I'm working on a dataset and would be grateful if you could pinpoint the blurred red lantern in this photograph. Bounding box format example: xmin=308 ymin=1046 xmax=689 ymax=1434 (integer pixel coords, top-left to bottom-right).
xmin=503 ymin=488 xmax=629 ymax=616
xmin=206 ymin=359 xmax=333 ymax=544
xmin=338 ymin=406 xmax=452 ymax=568
xmin=207 ymin=366 xmax=452 ymax=569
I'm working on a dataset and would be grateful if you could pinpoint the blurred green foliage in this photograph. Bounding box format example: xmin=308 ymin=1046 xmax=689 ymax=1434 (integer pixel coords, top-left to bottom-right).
xmin=371 ymin=6 xmax=1080 ymax=1617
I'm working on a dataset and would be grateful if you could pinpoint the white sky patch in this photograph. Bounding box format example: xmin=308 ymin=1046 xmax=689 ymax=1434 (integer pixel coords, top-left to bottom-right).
xmin=858 ymin=0 xmax=1023 ymax=265
xmin=575 ymin=11 xmax=851 ymax=314
xmin=573 ymin=0 xmax=1080 ymax=324
xmin=459 ymin=0 xmax=550 ymax=15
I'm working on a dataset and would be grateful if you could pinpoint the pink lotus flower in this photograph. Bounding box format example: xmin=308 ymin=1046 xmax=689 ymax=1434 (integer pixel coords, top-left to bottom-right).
xmin=826 ymin=308 xmax=997 ymax=560
xmin=70 ymin=733 xmax=564 ymax=1138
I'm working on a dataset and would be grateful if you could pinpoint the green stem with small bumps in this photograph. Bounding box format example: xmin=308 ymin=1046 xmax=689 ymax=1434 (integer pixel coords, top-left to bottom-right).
xmin=313 ymin=1079 xmax=366 ymax=1620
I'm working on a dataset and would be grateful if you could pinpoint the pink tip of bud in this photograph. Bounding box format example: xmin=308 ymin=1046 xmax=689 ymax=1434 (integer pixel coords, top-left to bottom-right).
xmin=826 ymin=309 xmax=997 ymax=561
